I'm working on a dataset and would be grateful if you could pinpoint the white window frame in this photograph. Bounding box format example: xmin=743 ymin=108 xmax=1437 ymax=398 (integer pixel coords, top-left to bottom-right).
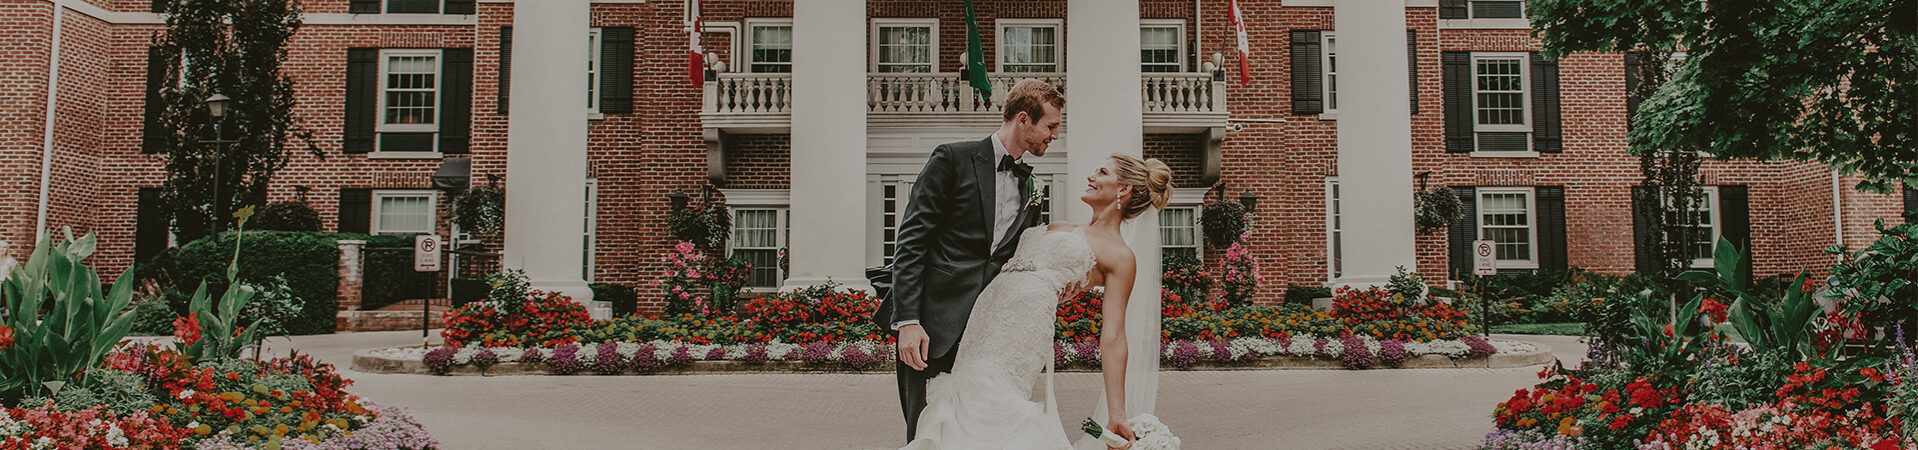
xmin=1323 ymin=33 xmax=1339 ymax=114
xmin=371 ymin=190 xmax=437 ymax=235
xmin=375 ymin=49 xmax=443 ymax=134
xmin=1660 ymin=186 xmax=1721 ymax=269
xmin=582 ymin=179 xmax=597 ymax=282
xmin=878 ymin=178 xmax=909 ymax=266
xmin=586 ymin=28 xmax=602 ymax=114
xmin=1476 ymin=187 xmax=1539 ymax=270
xmin=746 ymin=19 xmax=794 ymax=73
xmin=870 ymin=19 xmax=939 ymax=73
xmin=1139 ymin=20 xmax=1186 ymax=73
xmin=1160 ymin=188 xmax=1208 ymax=260
xmin=1471 ymin=52 xmax=1533 ymax=155
xmin=995 ymin=19 xmax=1063 ymax=73
xmin=1326 ymin=178 xmax=1342 ymax=280
xmin=723 ymin=189 xmax=791 ymax=292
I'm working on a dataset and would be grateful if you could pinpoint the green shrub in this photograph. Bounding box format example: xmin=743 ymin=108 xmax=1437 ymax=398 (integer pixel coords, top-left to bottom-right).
xmin=0 ymin=231 xmax=140 ymax=403
xmin=1284 ymin=285 xmax=1330 ymax=306
xmin=250 ymin=201 xmax=321 ymax=232
xmin=164 ymin=231 xmax=342 ymax=335
xmin=127 ymin=296 xmax=176 ymax=335
xmin=21 ymin=369 xmax=156 ymax=415
xmin=591 ymin=283 xmax=638 ymax=317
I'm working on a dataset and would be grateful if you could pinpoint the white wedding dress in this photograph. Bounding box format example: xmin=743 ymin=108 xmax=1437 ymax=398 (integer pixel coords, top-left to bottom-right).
xmin=903 ymin=226 xmax=1094 ymax=450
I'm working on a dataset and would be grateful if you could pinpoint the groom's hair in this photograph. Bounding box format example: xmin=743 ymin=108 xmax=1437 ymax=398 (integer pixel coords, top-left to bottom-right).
xmin=1003 ymin=79 xmax=1064 ymax=123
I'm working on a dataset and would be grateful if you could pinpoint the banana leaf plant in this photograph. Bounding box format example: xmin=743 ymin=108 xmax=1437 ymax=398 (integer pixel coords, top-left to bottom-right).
xmin=182 ymin=205 xmax=265 ymax=362
xmin=1675 ymin=236 xmax=1830 ymax=361
xmin=0 ymin=229 xmax=139 ymax=403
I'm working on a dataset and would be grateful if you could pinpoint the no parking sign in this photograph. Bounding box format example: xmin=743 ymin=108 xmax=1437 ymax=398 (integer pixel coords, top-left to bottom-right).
xmin=414 ymin=235 xmax=442 ymax=272
xmin=1472 ymin=240 xmax=1497 ymax=276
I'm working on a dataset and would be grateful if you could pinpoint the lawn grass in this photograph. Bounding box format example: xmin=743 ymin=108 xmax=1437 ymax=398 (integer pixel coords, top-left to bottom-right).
xmin=1491 ymin=322 xmax=1588 ymax=336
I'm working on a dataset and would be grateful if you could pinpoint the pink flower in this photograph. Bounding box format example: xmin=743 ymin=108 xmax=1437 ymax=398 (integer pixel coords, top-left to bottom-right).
xmin=676 ymin=242 xmax=697 ymax=253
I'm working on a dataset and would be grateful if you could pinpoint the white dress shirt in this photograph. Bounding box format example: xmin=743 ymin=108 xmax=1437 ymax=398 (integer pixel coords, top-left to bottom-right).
xmin=990 ymin=132 xmax=1024 ymax=250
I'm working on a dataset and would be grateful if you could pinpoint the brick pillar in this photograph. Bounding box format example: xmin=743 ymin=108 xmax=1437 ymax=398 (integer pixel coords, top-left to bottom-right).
xmin=336 ymin=239 xmax=364 ymax=313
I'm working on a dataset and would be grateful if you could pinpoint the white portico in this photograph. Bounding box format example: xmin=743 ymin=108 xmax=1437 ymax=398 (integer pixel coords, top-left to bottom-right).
xmin=1331 ymin=1 xmax=1417 ymax=288
xmin=504 ymin=0 xmax=596 ymax=313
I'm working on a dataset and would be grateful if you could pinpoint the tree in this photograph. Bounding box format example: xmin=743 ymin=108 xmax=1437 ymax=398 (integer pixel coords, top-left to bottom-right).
xmin=153 ymin=0 xmax=318 ymax=243
xmin=1529 ymin=0 xmax=1916 ymax=191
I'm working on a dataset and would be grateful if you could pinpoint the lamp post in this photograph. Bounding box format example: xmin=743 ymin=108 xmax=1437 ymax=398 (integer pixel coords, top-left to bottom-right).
xmin=203 ymin=93 xmax=234 ymax=233
xmin=703 ymin=52 xmax=720 ymax=81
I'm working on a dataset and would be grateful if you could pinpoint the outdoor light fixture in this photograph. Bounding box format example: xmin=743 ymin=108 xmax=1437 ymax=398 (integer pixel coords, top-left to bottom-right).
xmin=704 ymin=52 xmax=720 ymax=81
xmin=203 ymin=92 xmax=236 ymax=232
xmin=1210 ymin=52 xmax=1226 ymax=82
xmin=204 ymin=93 xmax=232 ymax=118
xmin=668 ymin=189 xmax=689 ymax=212
xmin=1239 ymin=189 xmax=1260 ymax=213
xmin=958 ymin=51 xmax=970 ymax=81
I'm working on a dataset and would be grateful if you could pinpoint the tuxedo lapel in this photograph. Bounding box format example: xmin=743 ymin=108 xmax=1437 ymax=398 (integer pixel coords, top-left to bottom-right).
xmin=972 ymin=138 xmax=997 ymax=240
xmin=992 ymin=175 xmax=1035 ymax=258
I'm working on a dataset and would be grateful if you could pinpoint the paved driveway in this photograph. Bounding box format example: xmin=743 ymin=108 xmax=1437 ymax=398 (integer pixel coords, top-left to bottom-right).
xmin=262 ymin=332 xmax=1586 ymax=449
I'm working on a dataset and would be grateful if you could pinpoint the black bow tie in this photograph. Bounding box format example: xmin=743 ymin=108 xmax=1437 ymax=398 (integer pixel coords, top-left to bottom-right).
xmin=997 ymin=155 xmax=1033 ymax=179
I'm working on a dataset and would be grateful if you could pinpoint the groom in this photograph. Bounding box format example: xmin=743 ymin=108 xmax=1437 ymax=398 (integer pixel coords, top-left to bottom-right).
xmin=873 ymin=79 xmax=1065 ymax=442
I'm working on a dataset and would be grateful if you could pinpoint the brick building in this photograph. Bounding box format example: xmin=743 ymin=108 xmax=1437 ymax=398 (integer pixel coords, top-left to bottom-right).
xmin=1 ymin=0 xmax=1902 ymax=315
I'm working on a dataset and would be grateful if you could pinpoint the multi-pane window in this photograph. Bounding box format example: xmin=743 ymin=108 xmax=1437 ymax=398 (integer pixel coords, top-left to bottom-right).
xmin=999 ymin=21 xmax=1060 ymax=73
xmin=732 ymin=208 xmax=788 ymax=289
xmin=881 ymin=183 xmax=903 ymax=266
xmin=1323 ymin=34 xmax=1339 ymax=112
xmin=1140 ymin=24 xmax=1183 ymax=73
xmin=1327 ymin=180 xmax=1342 ymax=279
xmin=1659 ymin=187 xmax=1720 ymax=268
xmin=1477 ymin=188 xmax=1537 ymax=268
xmin=1472 ymin=53 xmax=1530 ymax=152
xmin=1470 ymin=0 xmax=1525 ymax=19
xmin=373 ymin=191 xmax=436 ymax=235
xmin=379 ymin=50 xmax=441 ymax=133
xmin=583 ymin=180 xmax=597 ymax=282
xmin=1160 ymin=207 xmax=1199 ymax=260
xmin=586 ymin=29 xmax=602 ymax=113
xmin=874 ymin=22 xmax=935 ymax=73
xmin=750 ymin=23 xmax=793 ymax=73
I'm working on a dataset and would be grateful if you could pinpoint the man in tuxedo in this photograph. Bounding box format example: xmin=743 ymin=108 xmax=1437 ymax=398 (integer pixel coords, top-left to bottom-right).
xmin=873 ymin=79 xmax=1065 ymax=442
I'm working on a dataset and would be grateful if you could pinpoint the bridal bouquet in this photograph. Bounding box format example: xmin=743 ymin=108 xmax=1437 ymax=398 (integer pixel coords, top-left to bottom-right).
xmin=1081 ymin=415 xmax=1179 ymax=449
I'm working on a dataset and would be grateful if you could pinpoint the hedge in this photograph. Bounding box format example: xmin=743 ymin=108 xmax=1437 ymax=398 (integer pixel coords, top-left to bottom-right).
xmin=165 ymin=231 xmax=343 ymax=335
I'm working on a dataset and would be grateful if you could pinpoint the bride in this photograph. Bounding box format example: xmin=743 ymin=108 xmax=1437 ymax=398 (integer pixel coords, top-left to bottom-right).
xmin=903 ymin=153 xmax=1173 ymax=450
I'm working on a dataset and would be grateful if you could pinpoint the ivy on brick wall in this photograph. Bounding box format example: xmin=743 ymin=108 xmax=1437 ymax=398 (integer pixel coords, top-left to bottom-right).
xmin=152 ymin=0 xmax=319 ymax=243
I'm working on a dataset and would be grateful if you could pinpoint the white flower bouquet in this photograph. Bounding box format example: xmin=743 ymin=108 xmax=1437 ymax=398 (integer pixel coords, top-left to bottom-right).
xmin=1081 ymin=414 xmax=1179 ymax=449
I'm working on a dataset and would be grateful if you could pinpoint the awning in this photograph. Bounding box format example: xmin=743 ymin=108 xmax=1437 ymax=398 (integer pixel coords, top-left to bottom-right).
xmin=432 ymin=156 xmax=471 ymax=190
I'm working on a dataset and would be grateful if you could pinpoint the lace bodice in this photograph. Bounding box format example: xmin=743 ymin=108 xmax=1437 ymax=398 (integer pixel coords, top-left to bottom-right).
xmin=999 ymin=226 xmax=1096 ymax=294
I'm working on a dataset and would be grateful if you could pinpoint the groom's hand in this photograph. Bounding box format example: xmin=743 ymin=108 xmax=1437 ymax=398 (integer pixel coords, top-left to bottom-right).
xmin=897 ymin=324 xmax=930 ymax=371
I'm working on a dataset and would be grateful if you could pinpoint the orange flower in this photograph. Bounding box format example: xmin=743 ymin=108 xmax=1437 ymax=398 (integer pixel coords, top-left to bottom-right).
xmin=0 ymin=326 xmax=13 ymax=353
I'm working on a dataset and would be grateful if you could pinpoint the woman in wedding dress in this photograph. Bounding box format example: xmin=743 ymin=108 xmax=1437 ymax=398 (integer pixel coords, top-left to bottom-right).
xmin=902 ymin=154 xmax=1173 ymax=450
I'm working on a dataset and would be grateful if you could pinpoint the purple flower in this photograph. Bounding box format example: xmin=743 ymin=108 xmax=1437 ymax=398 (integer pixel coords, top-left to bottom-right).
xmin=423 ymin=347 xmax=456 ymax=375
xmin=742 ymin=343 xmax=770 ymax=363
xmin=470 ymin=348 xmax=500 ymax=372
xmin=1073 ymin=340 xmax=1101 ymax=366
xmin=1378 ymin=339 xmax=1409 ymax=368
xmin=519 ymin=347 xmax=545 ymax=364
xmin=631 ymin=343 xmax=661 ymax=373
xmin=594 ymin=343 xmax=626 ymax=374
xmin=1461 ymin=335 xmax=1497 ymax=358
xmin=1339 ymin=335 xmax=1375 ymax=370
xmin=1208 ymin=339 xmax=1235 ymax=362
xmin=666 ymin=345 xmax=696 ymax=368
xmin=1167 ymin=341 xmax=1201 ymax=369
xmin=548 ymin=343 xmax=583 ymax=375
xmin=800 ymin=342 xmax=836 ymax=365
xmin=840 ymin=345 xmax=876 ymax=369
xmin=1054 ymin=342 xmax=1070 ymax=367
xmin=1313 ymin=337 xmax=1334 ymax=359
xmin=280 ymin=404 xmax=441 ymax=450
xmin=706 ymin=346 xmax=727 ymax=360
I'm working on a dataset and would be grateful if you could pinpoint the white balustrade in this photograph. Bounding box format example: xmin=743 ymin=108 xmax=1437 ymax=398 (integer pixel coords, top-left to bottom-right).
xmin=705 ymin=72 xmax=1223 ymax=116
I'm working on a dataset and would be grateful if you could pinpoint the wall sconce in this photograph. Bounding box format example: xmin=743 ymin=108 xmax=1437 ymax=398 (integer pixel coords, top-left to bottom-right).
xmin=668 ymin=189 xmax=689 ymax=212
xmin=703 ymin=51 xmax=720 ymax=81
xmin=1210 ymin=52 xmax=1226 ymax=82
xmin=1239 ymin=189 xmax=1260 ymax=213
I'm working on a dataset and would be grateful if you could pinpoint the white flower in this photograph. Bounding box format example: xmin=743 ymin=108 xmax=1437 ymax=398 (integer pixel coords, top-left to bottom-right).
xmin=765 ymin=342 xmax=801 ymax=360
xmin=493 ymin=347 xmax=524 ymax=363
xmin=104 ymin=423 xmax=129 ymax=447
xmin=177 ymin=389 xmax=196 ymax=400
xmin=614 ymin=342 xmax=642 ymax=359
xmin=31 ymin=436 xmax=54 ymax=450
xmin=575 ymin=344 xmax=598 ymax=364
xmin=1284 ymin=335 xmax=1317 ymax=356
xmin=453 ymin=347 xmax=480 ymax=365
xmin=1320 ymin=339 xmax=1344 ymax=357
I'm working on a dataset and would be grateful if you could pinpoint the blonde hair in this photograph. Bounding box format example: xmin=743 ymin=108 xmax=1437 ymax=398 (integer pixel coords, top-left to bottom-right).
xmin=1003 ymin=79 xmax=1065 ymax=122
xmin=1110 ymin=153 xmax=1173 ymax=220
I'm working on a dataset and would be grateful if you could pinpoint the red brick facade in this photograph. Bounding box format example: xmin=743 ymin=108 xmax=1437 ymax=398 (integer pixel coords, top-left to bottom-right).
xmin=2 ymin=0 xmax=1898 ymax=314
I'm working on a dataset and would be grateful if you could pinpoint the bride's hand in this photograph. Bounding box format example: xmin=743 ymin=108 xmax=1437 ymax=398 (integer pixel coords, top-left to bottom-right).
xmin=1106 ymin=419 xmax=1136 ymax=449
xmin=1060 ymin=280 xmax=1087 ymax=299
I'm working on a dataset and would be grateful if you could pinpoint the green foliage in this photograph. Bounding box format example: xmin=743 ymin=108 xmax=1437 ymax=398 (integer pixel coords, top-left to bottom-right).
xmin=250 ymin=201 xmax=321 ymax=232
xmin=449 ymin=182 xmax=505 ymax=235
xmin=166 ymin=231 xmax=341 ymax=335
xmin=21 ymin=369 xmax=158 ymax=415
xmin=1283 ymin=285 xmax=1329 ymax=306
xmin=1413 ymin=186 xmax=1462 ymax=234
xmin=238 ymin=275 xmax=302 ymax=337
xmin=1686 ymin=345 xmax=1791 ymax=410
xmin=1827 ymin=220 xmax=1918 ymax=349
xmin=1489 ymin=322 xmax=1587 ymax=336
xmin=128 ymin=294 xmax=177 ymax=336
xmin=1384 ymin=266 xmax=1428 ymax=302
xmin=1678 ymin=237 xmax=1829 ymax=361
xmin=667 ymin=199 xmax=732 ymax=249
xmin=177 ymin=226 xmax=267 ymax=362
xmin=0 ymin=230 xmax=140 ymax=403
xmin=1161 ymin=252 xmax=1211 ymax=303
xmin=591 ymin=283 xmax=639 ymax=317
xmin=1199 ymin=202 xmax=1249 ymax=247
xmin=1527 ymin=0 xmax=1917 ymax=191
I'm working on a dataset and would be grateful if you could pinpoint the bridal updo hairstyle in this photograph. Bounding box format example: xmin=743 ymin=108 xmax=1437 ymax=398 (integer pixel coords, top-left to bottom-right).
xmin=1110 ymin=153 xmax=1173 ymax=220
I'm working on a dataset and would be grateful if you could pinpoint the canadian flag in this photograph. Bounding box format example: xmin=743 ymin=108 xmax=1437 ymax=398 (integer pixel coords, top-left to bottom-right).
xmin=688 ymin=0 xmax=704 ymax=85
xmin=1228 ymin=0 xmax=1250 ymax=85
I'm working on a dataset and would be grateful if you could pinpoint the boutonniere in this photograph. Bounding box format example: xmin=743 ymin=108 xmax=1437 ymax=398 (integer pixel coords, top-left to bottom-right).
xmin=1023 ymin=177 xmax=1043 ymax=209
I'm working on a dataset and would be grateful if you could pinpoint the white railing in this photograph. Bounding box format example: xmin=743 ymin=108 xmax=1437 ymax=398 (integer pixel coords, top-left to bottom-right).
xmin=705 ymin=72 xmax=1224 ymax=117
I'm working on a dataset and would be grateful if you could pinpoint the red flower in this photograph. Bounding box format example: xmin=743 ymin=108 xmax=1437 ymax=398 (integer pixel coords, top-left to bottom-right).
xmin=1699 ymin=298 xmax=1729 ymax=323
xmin=0 ymin=325 xmax=13 ymax=353
xmin=173 ymin=313 xmax=203 ymax=347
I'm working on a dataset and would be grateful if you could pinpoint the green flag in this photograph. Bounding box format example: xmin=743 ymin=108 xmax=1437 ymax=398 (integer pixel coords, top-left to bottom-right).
xmin=964 ymin=0 xmax=991 ymax=96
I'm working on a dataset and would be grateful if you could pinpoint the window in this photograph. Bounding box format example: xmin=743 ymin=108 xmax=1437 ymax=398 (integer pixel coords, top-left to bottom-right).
xmin=1472 ymin=53 xmax=1530 ymax=152
xmin=1477 ymin=188 xmax=1538 ymax=269
xmin=1036 ymin=177 xmax=1053 ymax=224
xmin=1658 ymin=187 xmax=1720 ymax=268
xmin=378 ymin=49 xmax=441 ymax=134
xmin=749 ymin=21 xmax=793 ymax=73
xmin=731 ymin=208 xmax=789 ymax=290
xmin=372 ymin=190 xmax=436 ymax=235
xmin=1471 ymin=0 xmax=1525 ymax=19
xmin=873 ymin=20 xmax=936 ymax=73
xmin=583 ymin=179 xmax=597 ymax=282
xmin=1327 ymin=179 xmax=1342 ymax=279
xmin=1161 ymin=207 xmax=1200 ymax=260
xmin=1140 ymin=22 xmax=1184 ymax=73
xmin=998 ymin=20 xmax=1060 ymax=73
xmin=586 ymin=29 xmax=601 ymax=113
xmin=881 ymin=182 xmax=904 ymax=266
xmin=1323 ymin=34 xmax=1338 ymax=112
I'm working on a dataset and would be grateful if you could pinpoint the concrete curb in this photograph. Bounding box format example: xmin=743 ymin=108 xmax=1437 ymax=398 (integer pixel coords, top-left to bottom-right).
xmin=353 ymin=340 xmax=1555 ymax=376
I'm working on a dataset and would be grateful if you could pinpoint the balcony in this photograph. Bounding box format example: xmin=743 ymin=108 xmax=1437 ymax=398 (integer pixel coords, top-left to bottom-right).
xmin=700 ymin=72 xmax=1229 ymax=133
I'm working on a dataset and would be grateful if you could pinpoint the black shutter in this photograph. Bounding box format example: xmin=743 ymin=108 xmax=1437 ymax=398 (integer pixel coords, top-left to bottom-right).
xmin=339 ymin=188 xmax=372 ymax=234
xmin=440 ymin=48 xmax=473 ymax=154
xmin=387 ymin=0 xmax=437 ymax=13
xmin=343 ymin=48 xmax=378 ymax=154
xmin=444 ymin=0 xmax=474 ymax=15
xmin=1632 ymin=186 xmax=1658 ymax=274
xmin=1449 ymin=186 xmax=1478 ymax=277
xmin=1443 ymin=51 xmax=1474 ymax=153
xmin=1407 ymin=29 xmax=1419 ymax=115
xmin=151 ymin=0 xmax=165 ymax=13
xmin=1440 ymin=0 xmax=1468 ymax=19
xmin=498 ymin=26 xmax=512 ymax=115
xmin=1718 ymin=185 xmax=1751 ymax=280
xmin=1289 ymin=30 xmax=1324 ymax=115
xmin=599 ymin=27 xmax=636 ymax=114
xmin=135 ymin=188 xmax=168 ymax=263
xmin=1624 ymin=51 xmax=1645 ymax=127
xmin=349 ymin=0 xmax=379 ymax=14
xmin=143 ymin=46 xmax=177 ymax=154
xmin=1905 ymin=185 xmax=1918 ymax=219
xmin=1531 ymin=52 xmax=1563 ymax=153
xmin=1536 ymin=186 xmax=1567 ymax=270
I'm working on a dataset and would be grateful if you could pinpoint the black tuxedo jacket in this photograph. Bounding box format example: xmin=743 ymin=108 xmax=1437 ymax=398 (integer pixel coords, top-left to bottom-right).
xmin=872 ymin=137 xmax=1045 ymax=360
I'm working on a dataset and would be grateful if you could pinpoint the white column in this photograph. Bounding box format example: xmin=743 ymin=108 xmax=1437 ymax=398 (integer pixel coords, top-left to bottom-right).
xmin=504 ymin=0 xmax=596 ymax=313
xmin=1333 ymin=2 xmax=1416 ymax=287
xmin=1069 ymin=0 xmax=1158 ymax=415
xmin=783 ymin=0 xmax=872 ymax=292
